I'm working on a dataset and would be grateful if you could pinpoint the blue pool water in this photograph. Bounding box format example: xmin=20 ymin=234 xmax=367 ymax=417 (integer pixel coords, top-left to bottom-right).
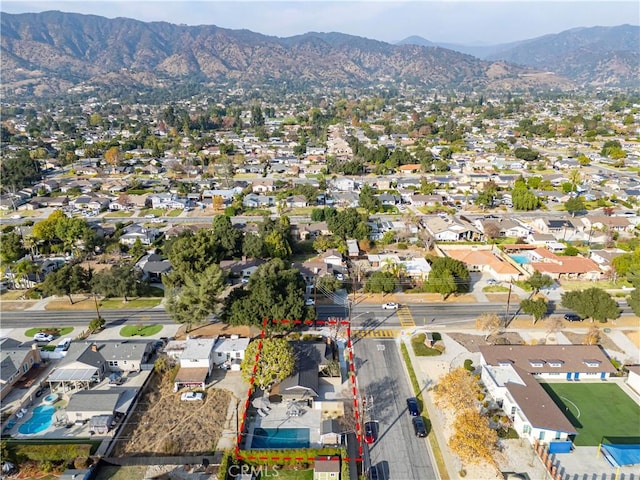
xmin=510 ymin=254 xmax=531 ymax=265
xmin=18 ymin=405 xmax=55 ymax=434
xmin=251 ymin=427 xmax=310 ymax=449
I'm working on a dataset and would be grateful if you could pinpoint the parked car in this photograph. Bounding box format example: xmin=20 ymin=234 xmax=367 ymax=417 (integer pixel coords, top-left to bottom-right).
xmin=54 ymin=338 xmax=71 ymax=352
xmin=487 ymin=279 xmax=498 ymax=285
xmin=144 ymin=214 xmax=155 ymax=218
xmin=406 ymin=397 xmax=420 ymax=416
xmin=368 ymin=466 xmax=379 ymax=480
xmin=335 ymin=273 xmax=344 ymax=281
xmin=413 ymin=416 xmax=427 ymax=437
xmin=34 ymin=332 xmax=54 ymax=343
xmin=364 ymin=421 xmax=377 ymax=444
xmin=305 ymin=298 xmax=316 ymax=306
xmin=382 ymin=302 xmax=399 ymax=310
xmin=563 ymin=313 xmax=583 ymax=322
xmin=181 ymin=392 xmax=204 ymax=401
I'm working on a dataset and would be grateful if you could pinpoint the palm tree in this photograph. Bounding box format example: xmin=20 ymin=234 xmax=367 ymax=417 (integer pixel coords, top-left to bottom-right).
xmin=13 ymin=259 xmax=39 ymax=289
xmin=382 ymin=258 xmax=407 ymax=280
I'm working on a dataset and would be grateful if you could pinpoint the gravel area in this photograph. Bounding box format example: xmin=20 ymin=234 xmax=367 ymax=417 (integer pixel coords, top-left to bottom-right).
xmin=561 ymin=331 xmax=621 ymax=352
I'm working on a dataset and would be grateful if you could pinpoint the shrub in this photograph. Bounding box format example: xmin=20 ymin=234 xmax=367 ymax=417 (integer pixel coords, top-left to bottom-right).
xmin=477 ymin=393 xmax=486 ymax=402
xmin=88 ymin=317 xmax=105 ymax=333
xmin=459 ymin=469 xmax=467 ymax=477
xmin=463 ymin=359 xmax=474 ymax=371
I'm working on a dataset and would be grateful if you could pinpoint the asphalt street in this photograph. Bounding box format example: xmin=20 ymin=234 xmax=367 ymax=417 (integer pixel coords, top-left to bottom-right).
xmin=354 ymin=337 xmax=436 ymax=480
xmin=0 ymin=302 xmax=633 ymax=329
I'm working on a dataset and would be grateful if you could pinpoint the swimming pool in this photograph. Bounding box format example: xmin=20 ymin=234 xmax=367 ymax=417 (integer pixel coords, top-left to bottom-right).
xmin=510 ymin=254 xmax=531 ymax=265
xmin=18 ymin=405 xmax=55 ymax=435
xmin=251 ymin=427 xmax=310 ymax=449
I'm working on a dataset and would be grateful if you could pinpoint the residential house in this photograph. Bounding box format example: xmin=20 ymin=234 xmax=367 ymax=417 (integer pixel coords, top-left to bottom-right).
xmin=172 ymin=337 xmax=217 ymax=392
xmin=526 ymin=248 xmax=602 ymax=280
xmin=70 ymin=193 xmax=112 ymax=211
xmin=422 ymin=216 xmax=481 ymax=242
xmin=243 ymin=194 xmax=275 ymax=208
xmin=119 ymin=225 xmax=159 ymax=246
xmin=99 ymin=340 xmax=154 ymax=373
xmin=252 ymin=180 xmax=275 ymax=193
xmin=150 ymin=193 xmax=187 ymax=210
xmin=330 ymin=192 xmax=359 ymax=208
xmin=581 ymin=215 xmax=634 ymax=235
xmin=322 ymin=250 xmax=344 ymax=268
xmin=589 ymin=249 xmax=626 ymax=273
xmin=333 ymin=178 xmax=355 ymax=192
xmin=295 ymin=261 xmax=331 ymax=285
xmin=409 ymin=194 xmax=445 ymax=207
xmin=442 ymin=246 xmax=521 ymax=281
xmin=476 ymin=218 xmax=530 ymax=239
xmin=47 ymin=343 xmax=108 ymax=392
xmin=136 ymin=254 xmax=172 ymax=281
xmin=402 ymin=258 xmax=432 ymax=281
xmin=284 ymin=195 xmax=308 ymax=208
xmin=290 ymin=222 xmax=330 ymax=241
xmin=272 ymin=342 xmax=330 ymax=403
xmin=0 ymin=340 xmax=42 ymax=400
xmin=212 ymin=336 xmax=250 ymax=370
xmin=65 ymin=390 xmax=127 ymax=424
xmin=219 ymin=258 xmax=265 ymax=282
xmin=532 ymin=218 xmax=577 ymax=241
xmin=314 ymin=456 xmax=340 ymax=480
xmin=376 ymin=193 xmax=400 ymax=206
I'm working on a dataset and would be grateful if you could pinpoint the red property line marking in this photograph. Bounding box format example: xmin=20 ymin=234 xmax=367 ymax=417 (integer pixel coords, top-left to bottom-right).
xmin=235 ymin=318 xmax=363 ymax=462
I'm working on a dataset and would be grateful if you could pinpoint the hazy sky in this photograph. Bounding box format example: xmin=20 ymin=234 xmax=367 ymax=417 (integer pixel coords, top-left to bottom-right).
xmin=2 ymin=1 xmax=639 ymax=44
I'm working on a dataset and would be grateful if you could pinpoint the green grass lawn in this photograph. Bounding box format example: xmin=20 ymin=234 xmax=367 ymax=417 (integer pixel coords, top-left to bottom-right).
xmin=541 ymin=382 xmax=640 ymax=446
xmin=166 ymin=209 xmax=183 ymax=217
xmin=25 ymin=326 xmax=74 ymax=337
xmin=119 ymin=323 xmax=163 ymax=337
xmin=139 ymin=208 xmax=165 ymax=217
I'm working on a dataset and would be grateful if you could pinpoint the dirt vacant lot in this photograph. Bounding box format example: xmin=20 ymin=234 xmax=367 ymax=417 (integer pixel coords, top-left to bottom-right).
xmin=113 ymin=373 xmax=231 ymax=456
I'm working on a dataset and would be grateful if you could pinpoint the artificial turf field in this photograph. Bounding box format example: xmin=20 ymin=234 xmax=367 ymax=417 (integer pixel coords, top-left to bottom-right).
xmin=541 ymin=382 xmax=640 ymax=446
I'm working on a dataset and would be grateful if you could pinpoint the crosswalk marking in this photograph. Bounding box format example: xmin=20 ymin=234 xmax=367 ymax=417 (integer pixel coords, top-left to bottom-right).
xmin=397 ymin=306 xmax=416 ymax=327
xmin=351 ymin=329 xmax=399 ymax=338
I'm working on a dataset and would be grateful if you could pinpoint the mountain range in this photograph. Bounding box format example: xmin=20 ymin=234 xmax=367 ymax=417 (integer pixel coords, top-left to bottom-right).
xmin=397 ymin=25 xmax=640 ymax=85
xmin=1 ymin=11 xmax=637 ymax=98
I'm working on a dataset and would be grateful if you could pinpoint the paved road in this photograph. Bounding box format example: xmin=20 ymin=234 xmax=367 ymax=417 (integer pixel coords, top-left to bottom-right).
xmin=354 ymin=338 xmax=435 ymax=480
xmin=0 ymin=301 xmax=632 ymax=329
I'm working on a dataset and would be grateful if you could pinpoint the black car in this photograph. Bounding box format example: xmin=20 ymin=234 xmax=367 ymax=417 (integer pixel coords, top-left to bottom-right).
xmin=564 ymin=313 xmax=582 ymax=322
xmin=406 ymin=397 xmax=420 ymax=416
xmin=413 ymin=416 xmax=427 ymax=437
xmin=369 ymin=466 xmax=379 ymax=480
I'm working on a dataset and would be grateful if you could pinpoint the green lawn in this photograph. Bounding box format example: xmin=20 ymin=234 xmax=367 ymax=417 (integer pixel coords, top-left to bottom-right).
xmin=25 ymin=326 xmax=74 ymax=337
xmin=166 ymin=209 xmax=183 ymax=217
xmin=541 ymin=382 xmax=640 ymax=446
xmin=139 ymin=208 xmax=165 ymax=217
xmin=119 ymin=323 xmax=163 ymax=337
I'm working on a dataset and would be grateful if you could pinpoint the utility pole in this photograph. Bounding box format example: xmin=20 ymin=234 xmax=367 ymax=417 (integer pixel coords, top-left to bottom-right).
xmin=505 ymin=279 xmax=513 ymax=327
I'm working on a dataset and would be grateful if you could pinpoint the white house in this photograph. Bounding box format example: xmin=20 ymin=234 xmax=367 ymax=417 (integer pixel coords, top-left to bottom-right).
xmin=481 ymin=363 xmax=576 ymax=445
xmin=172 ymin=337 xmax=217 ymax=392
xmin=212 ymin=336 xmax=250 ymax=370
xmin=479 ymin=345 xmax=617 ymax=445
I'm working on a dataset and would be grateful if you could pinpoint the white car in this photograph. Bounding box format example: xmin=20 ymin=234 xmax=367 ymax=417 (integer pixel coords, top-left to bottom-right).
xmin=10 ymin=214 xmax=21 ymax=219
xmin=382 ymin=302 xmax=399 ymax=310
xmin=144 ymin=214 xmax=156 ymax=218
xmin=34 ymin=332 xmax=54 ymax=343
xmin=305 ymin=298 xmax=316 ymax=306
xmin=180 ymin=392 xmax=204 ymax=401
